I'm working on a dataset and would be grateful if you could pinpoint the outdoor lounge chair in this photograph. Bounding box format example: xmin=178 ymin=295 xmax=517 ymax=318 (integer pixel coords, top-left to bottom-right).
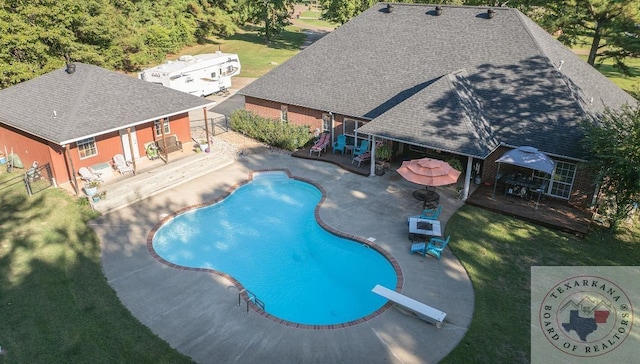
xmin=78 ymin=166 xmax=103 ymax=182
xmin=353 ymin=139 xmax=370 ymax=157
xmin=351 ymin=151 xmax=371 ymax=166
xmin=410 ymin=235 xmax=450 ymax=260
xmin=332 ymin=134 xmax=347 ymax=154
xmin=113 ymin=154 xmax=134 ymax=175
xmin=310 ymin=133 xmax=330 ymax=156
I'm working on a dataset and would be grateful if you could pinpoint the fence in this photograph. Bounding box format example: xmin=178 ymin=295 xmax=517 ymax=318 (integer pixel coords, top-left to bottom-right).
xmin=0 ymin=162 xmax=54 ymax=196
xmin=190 ymin=115 xmax=229 ymax=143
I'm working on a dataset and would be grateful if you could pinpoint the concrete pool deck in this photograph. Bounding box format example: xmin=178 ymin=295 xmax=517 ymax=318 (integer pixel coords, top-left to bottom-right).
xmin=91 ymin=151 xmax=474 ymax=363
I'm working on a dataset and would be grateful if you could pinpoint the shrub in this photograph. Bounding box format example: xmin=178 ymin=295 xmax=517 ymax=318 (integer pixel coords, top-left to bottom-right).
xmin=447 ymin=157 xmax=463 ymax=172
xmin=229 ymin=110 xmax=313 ymax=150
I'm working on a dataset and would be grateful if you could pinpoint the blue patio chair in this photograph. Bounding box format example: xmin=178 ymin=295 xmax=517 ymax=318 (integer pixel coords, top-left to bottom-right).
xmin=420 ymin=205 xmax=442 ymax=220
xmin=353 ymin=139 xmax=370 ymax=157
xmin=410 ymin=235 xmax=450 ymax=260
xmin=332 ymin=134 xmax=347 ymax=154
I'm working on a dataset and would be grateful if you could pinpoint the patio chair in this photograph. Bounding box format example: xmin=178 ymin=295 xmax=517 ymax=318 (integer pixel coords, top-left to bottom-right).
xmin=78 ymin=166 xmax=103 ymax=182
xmin=351 ymin=151 xmax=371 ymax=166
xmin=309 ymin=133 xmax=330 ymax=156
xmin=407 ymin=205 xmax=442 ymax=223
xmin=332 ymin=134 xmax=347 ymax=154
xmin=113 ymin=154 xmax=134 ymax=175
xmin=420 ymin=205 xmax=442 ymax=220
xmin=410 ymin=235 xmax=450 ymax=260
xmin=353 ymin=139 xmax=370 ymax=157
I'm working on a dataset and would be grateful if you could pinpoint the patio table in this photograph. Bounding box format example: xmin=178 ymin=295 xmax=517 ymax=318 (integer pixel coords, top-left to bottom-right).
xmin=412 ymin=189 xmax=440 ymax=209
xmin=408 ymin=217 xmax=442 ymax=240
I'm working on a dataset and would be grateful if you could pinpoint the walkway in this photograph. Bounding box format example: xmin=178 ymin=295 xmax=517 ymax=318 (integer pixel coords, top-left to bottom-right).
xmin=91 ymin=149 xmax=474 ymax=364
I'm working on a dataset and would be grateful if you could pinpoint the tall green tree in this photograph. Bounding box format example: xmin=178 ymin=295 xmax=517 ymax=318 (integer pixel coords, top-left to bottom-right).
xmin=239 ymin=0 xmax=295 ymax=44
xmin=534 ymin=0 xmax=640 ymax=74
xmin=581 ymin=105 xmax=640 ymax=230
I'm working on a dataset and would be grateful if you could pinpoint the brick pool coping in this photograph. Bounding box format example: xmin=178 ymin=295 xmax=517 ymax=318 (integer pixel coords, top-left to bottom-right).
xmin=146 ymin=168 xmax=404 ymax=330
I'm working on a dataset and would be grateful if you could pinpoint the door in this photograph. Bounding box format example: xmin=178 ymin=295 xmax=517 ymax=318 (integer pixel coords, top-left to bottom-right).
xmin=119 ymin=127 xmax=140 ymax=161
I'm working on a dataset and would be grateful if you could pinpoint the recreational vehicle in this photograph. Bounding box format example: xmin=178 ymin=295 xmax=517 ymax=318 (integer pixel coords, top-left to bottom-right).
xmin=138 ymin=52 xmax=241 ymax=97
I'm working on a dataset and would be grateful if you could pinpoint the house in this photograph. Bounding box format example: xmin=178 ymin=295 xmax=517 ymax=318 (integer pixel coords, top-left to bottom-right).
xmin=239 ymin=3 xmax=637 ymax=207
xmin=0 ymin=62 xmax=214 ymax=192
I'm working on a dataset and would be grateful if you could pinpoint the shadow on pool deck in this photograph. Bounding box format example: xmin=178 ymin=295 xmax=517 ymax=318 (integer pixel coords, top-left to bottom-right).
xmin=91 ymin=151 xmax=474 ymax=364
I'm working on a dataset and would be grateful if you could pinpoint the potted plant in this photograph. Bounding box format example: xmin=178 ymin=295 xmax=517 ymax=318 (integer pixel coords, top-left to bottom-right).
xmin=375 ymin=144 xmax=393 ymax=175
xmin=84 ymin=181 xmax=100 ymax=197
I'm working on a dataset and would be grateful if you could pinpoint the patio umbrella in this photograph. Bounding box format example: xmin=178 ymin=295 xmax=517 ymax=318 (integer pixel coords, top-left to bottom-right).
xmin=397 ymin=157 xmax=462 ymax=187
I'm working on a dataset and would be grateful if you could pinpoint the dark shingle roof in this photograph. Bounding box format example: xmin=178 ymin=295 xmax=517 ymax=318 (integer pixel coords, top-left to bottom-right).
xmin=240 ymin=3 xmax=637 ymax=159
xmin=0 ymin=63 xmax=214 ymax=145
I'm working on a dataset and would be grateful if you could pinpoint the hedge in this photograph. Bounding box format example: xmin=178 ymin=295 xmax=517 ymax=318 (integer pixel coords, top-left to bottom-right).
xmin=229 ymin=110 xmax=313 ymax=151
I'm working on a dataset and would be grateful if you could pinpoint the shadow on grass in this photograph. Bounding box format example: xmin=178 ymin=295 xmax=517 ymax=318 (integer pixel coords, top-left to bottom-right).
xmin=225 ymin=25 xmax=305 ymax=51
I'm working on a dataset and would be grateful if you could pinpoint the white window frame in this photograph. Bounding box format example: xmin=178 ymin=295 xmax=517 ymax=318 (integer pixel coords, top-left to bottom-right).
xmin=280 ymin=105 xmax=288 ymax=122
xmin=154 ymin=117 xmax=170 ymax=137
xmin=77 ymin=137 xmax=97 ymax=159
xmin=533 ymin=160 xmax=576 ymax=200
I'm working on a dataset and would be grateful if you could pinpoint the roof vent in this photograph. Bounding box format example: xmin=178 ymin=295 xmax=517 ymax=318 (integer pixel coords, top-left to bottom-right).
xmin=65 ymin=63 xmax=76 ymax=74
xmin=435 ymin=6 xmax=443 ymax=16
xmin=487 ymin=9 xmax=496 ymax=19
xmin=386 ymin=4 xmax=393 ymax=13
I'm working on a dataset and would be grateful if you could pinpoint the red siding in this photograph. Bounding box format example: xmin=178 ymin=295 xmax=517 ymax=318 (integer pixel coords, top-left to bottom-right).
xmin=0 ymin=112 xmax=192 ymax=185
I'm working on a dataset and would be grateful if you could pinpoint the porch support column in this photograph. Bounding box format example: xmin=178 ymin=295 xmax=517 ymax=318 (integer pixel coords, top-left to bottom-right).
xmin=203 ymin=107 xmax=210 ymax=150
xmin=369 ymin=136 xmax=376 ymax=177
xmin=127 ymin=127 xmax=137 ymax=172
xmin=462 ymin=156 xmax=473 ymax=201
xmin=492 ymin=163 xmax=502 ymax=198
xmin=160 ymin=119 xmax=169 ymax=164
xmin=63 ymin=144 xmax=79 ymax=195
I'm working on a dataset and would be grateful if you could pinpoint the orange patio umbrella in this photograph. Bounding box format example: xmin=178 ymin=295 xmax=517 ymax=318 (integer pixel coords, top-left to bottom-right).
xmin=397 ymin=157 xmax=461 ymax=187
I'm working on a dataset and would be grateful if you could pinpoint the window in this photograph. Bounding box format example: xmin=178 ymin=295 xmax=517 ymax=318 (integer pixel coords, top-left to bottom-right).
xmin=77 ymin=137 xmax=97 ymax=159
xmin=281 ymin=105 xmax=288 ymax=122
xmin=533 ymin=160 xmax=576 ymax=199
xmin=549 ymin=161 xmax=576 ymax=199
xmin=154 ymin=118 xmax=170 ymax=137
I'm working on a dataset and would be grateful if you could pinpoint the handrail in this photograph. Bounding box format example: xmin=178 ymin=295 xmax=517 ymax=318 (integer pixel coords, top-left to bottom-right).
xmin=238 ymin=289 xmax=265 ymax=314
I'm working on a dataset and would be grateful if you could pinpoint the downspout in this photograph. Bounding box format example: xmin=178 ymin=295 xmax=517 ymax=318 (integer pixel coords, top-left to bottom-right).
xmin=462 ymin=157 xmax=472 ymax=200
xmin=63 ymin=144 xmax=79 ymax=195
xmin=127 ymin=127 xmax=137 ymax=172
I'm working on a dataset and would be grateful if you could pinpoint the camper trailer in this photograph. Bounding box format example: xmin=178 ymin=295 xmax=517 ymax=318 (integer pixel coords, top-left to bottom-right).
xmin=138 ymin=52 xmax=241 ymax=97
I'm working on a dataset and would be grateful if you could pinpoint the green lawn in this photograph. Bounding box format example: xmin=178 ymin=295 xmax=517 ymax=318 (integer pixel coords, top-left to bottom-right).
xmin=0 ymin=174 xmax=193 ymax=363
xmin=576 ymin=54 xmax=640 ymax=94
xmin=441 ymin=205 xmax=639 ymax=363
xmin=176 ymin=25 xmax=307 ymax=78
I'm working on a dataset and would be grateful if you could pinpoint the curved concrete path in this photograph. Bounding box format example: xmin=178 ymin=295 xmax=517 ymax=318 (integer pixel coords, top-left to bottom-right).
xmin=92 ymin=151 xmax=474 ymax=363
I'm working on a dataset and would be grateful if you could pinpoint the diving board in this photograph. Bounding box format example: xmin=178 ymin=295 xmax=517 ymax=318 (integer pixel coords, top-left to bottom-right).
xmin=372 ymin=284 xmax=446 ymax=328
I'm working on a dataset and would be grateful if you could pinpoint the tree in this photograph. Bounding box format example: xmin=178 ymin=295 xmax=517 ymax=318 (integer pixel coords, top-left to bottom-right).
xmin=239 ymin=0 xmax=295 ymax=44
xmin=534 ymin=0 xmax=640 ymax=74
xmin=581 ymin=105 xmax=640 ymax=230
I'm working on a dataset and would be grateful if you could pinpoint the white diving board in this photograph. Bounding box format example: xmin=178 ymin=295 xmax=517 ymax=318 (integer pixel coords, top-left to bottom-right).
xmin=372 ymin=284 xmax=446 ymax=328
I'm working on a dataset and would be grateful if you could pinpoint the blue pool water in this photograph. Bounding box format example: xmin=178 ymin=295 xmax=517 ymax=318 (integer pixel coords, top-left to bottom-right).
xmin=152 ymin=171 xmax=397 ymax=325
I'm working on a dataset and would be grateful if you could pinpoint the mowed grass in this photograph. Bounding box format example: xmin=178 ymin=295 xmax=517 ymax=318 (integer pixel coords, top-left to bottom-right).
xmin=0 ymin=174 xmax=193 ymax=363
xmin=441 ymin=205 xmax=640 ymax=363
xmin=576 ymin=54 xmax=640 ymax=94
xmin=176 ymin=25 xmax=307 ymax=78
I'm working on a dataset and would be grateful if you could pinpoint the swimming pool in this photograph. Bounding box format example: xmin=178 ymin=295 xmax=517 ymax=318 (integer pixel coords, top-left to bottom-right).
xmin=150 ymin=171 xmax=399 ymax=327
